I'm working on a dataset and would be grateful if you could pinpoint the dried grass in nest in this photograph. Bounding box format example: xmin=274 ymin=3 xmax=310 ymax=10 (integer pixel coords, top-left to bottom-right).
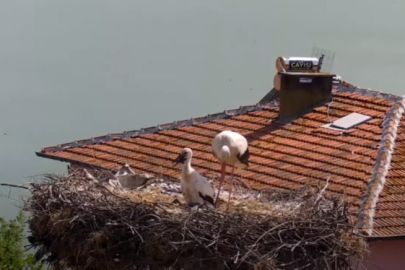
xmin=24 ymin=169 xmax=369 ymax=270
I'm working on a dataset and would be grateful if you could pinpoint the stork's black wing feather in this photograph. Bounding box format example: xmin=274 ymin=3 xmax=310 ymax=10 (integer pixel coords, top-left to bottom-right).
xmin=237 ymin=147 xmax=250 ymax=166
xmin=198 ymin=191 xmax=214 ymax=205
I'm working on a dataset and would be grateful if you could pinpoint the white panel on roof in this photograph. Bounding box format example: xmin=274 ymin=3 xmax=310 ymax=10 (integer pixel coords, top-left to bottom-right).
xmin=330 ymin=112 xmax=372 ymax=129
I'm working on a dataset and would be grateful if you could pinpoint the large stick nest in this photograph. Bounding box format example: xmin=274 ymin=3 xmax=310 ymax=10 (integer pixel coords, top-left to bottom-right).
xmin=24 ymin=169 xmax=368 ymax=270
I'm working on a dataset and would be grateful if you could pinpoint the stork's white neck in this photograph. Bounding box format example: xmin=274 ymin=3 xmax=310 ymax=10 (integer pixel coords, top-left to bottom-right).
xmin=182 ymin=152 xmax=193 ymax=174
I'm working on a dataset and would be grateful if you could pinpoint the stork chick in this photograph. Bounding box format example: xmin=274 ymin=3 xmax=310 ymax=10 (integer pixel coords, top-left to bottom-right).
xmin=173 ymin=148 xmax=215 ymax=207
xmin=212 ymin=130 xmax=250 ymax=210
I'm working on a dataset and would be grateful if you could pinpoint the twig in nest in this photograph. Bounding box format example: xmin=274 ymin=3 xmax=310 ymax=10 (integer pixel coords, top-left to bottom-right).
xmin=314 ymin=177 xmax=330 ymax=206
xmin=0 ymin=183 xmax=29 ymax=190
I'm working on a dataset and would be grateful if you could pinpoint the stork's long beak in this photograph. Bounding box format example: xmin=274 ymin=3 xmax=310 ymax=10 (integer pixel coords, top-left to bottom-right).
xmin=173 ymin=152 xmax=186 ymax=167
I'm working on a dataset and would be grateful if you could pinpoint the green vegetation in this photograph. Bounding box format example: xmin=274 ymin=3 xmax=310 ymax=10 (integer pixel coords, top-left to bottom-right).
xmin=0 ymin=211 xmax=43 ymax=270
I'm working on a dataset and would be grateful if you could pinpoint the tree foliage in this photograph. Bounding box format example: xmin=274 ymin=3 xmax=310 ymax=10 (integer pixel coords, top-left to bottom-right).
xmin=0 ymin=211 xmax=43 ymax=270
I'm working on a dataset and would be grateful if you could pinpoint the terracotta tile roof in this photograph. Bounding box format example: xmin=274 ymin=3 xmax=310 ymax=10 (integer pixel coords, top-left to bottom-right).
xmin=36 ymin=81 xmax=405 ymax=238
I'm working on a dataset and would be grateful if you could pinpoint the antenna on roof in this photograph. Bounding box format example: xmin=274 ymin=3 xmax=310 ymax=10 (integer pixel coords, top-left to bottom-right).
xmin=311 ymin=46 xmax=336 ymax=73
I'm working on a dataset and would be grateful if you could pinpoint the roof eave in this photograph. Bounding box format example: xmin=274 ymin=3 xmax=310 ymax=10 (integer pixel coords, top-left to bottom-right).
xmin=35 ymin=152 xmax=113 ymax=172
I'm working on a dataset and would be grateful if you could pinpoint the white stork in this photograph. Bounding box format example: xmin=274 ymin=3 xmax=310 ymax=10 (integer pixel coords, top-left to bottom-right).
xmin=173 ymin=148 xmax=215 ymax=207
xmin=212 ymin=130 xmax=250 ymax=209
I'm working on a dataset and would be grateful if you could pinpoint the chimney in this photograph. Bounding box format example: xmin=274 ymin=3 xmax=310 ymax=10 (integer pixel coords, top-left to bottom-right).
xmin=277 ymin=71 xmax=336 ymax=123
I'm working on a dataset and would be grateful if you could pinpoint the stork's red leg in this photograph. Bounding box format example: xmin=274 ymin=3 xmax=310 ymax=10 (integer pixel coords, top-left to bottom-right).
xmin=215 ymin=163 xmax=226 ymax=207
xmin=226 ymin=166 xmax=235 ymax=211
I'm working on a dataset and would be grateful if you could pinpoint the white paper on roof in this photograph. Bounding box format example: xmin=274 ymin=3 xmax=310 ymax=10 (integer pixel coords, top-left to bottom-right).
xmin=330 ymin=112 xmax=372 ymax=129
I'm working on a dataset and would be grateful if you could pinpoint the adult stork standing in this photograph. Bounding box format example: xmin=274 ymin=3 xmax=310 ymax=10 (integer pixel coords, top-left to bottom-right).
xmin=212 ymin=130 xmax=250 ymax=210
xmin=173 ymin=148 xmax=215 ymax=207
